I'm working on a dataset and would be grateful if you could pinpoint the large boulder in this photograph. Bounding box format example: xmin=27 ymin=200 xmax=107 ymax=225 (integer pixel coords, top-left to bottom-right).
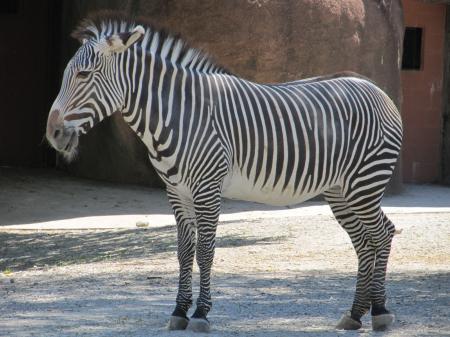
xmin=60 ymin=0 xmax=404 ymax=190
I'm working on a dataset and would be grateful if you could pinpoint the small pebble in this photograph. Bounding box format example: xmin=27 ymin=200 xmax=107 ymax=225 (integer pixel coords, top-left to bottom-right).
xmin=136 ymin=221 xmax=149 ymax=228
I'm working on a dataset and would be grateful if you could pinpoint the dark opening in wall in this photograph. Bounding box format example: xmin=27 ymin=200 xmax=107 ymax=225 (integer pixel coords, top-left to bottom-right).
xmin=402 ymin=27 xmax=423 ymax=70
xmin=0 ymin=0 xmax=19 ymax=14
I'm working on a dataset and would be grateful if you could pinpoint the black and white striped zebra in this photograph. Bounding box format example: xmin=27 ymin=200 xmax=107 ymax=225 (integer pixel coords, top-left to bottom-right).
xmin=46 ymin=12 xmax=403 ymax=332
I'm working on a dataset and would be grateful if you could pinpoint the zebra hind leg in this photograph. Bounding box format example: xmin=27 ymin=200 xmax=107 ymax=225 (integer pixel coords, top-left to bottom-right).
xmin=324 ymin=189 xmax=372 ymax=330
xmin=369 ymin=212 xmax=396 ymax=331
xmin=343 ymin=186 xmax=396 ymax=331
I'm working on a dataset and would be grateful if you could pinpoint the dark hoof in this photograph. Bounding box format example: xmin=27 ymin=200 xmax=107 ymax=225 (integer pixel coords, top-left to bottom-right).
xmin=187 ymin=318 xmax=210 ymax=333
xmin=336 ymin=312 xmax=362 ymax=330
xmin=372 ymin=313 xmax=395 ymax=331
xmin=167 ymin=315 xmax=189 ymax=330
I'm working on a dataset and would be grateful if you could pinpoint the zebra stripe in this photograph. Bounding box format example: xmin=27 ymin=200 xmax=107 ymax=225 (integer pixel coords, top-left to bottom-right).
xmin=48 ymin=13 xmax=403 ymax=330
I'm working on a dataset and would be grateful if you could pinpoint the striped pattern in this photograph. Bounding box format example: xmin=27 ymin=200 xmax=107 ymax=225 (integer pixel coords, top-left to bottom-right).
xmin=48 ymin=14 xmax=403 ymax=328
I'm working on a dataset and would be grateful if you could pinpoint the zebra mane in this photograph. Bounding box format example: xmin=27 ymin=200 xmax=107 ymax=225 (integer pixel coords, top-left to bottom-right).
xmin=71 ymin=10 xmax=230 ymax=75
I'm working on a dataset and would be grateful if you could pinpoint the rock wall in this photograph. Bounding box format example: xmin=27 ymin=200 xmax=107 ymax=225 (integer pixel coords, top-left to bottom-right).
xmin=59 ymin=0 xmax=404 ymax=191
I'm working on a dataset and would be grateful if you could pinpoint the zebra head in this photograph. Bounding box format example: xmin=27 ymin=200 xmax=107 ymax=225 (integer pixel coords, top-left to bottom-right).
xmin=46 ymin=21 xmax=145 ymax=161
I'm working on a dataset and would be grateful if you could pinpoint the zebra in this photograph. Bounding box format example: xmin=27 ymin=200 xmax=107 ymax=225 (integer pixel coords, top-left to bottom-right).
xmin=46 ymin=12 xmax=402 ymax=333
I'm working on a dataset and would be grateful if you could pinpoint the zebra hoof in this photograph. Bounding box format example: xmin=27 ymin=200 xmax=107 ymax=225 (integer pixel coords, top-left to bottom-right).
xmin=167 ymin=315 xmax=189 ymax=330
xmin=187 ymin=318 xmax=211 ymax=333
xmin=336 ymin=312 xmax=362 ymax=330
xmin=372 ymin=313 xmax=395 ymax=331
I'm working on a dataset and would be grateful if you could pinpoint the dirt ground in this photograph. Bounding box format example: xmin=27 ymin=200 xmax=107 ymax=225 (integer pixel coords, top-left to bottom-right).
xmin=0 ymin=169 xmax=449 ymax=336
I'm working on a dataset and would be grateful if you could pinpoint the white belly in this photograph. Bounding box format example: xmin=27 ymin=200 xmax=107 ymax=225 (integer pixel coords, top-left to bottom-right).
xmin=222 ymin=169 xmax=325 ymax=206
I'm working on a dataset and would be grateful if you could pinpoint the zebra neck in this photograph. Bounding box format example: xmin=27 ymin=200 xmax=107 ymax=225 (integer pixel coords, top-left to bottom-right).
xmin=120 ymin=57 xmax=231 ymax=161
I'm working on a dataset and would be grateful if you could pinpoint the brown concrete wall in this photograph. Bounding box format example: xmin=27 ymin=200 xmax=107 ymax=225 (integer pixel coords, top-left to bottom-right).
xmin=139 ymin=1 xmax=404 ymax=96
xmin=59 ymin=0 xmax=404 ymax=190
xmin=401 ymin=0 xmax=446 ymax=183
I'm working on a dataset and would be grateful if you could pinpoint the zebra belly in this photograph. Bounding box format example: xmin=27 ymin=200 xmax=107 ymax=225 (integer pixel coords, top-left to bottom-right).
xmin=222 ymin=170 xmax=326 ymax=206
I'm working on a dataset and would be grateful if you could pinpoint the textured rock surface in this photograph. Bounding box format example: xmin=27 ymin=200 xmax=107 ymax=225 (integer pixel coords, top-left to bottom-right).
xmin=60 ymin=0 xmax=404 ymax=189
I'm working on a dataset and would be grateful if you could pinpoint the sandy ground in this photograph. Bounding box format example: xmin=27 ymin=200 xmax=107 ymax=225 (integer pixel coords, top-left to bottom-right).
xmin=0 ymin=168 xmax=449 ymax=336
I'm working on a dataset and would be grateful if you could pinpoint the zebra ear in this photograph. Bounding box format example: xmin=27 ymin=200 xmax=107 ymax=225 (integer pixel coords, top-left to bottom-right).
xmin=105 ymin=25 xmax=145 ymax=53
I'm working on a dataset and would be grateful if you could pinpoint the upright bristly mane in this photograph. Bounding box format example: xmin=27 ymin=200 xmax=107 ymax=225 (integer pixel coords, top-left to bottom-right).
xmin=71 ymin=10 xmax=230 ymax=74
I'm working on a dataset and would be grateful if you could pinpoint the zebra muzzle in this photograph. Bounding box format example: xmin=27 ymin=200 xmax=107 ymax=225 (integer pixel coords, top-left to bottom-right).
xmin=63 ymin=130 xmax=78 ymax=153
xmin=46 ymin=109 xmax=79 ymax=157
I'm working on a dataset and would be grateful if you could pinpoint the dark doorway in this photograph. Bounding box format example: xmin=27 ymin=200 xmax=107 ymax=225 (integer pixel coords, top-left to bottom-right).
xmin=402 ymin=27 xmax=423 ymax=70
xmin=443 ymin=6 xmax=450 ymax=184
xmin=0 ymin=0 xmax=62 ymax=168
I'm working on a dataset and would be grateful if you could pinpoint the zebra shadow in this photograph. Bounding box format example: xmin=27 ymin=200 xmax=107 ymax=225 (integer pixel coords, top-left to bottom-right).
xmin=1 ymin=267 xmax=448 ymax=336
xmin=0 ymin=226 xmax=287 ymax=271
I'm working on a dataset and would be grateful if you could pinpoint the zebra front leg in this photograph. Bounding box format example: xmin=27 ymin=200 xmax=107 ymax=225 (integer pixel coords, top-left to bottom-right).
xmin=167 ymin=192 xmax=197 ymax=330
xmin=168 ymin=221 xmax=196 ymax=330
xmin=187 ymin=225 xmax=217 ymax=332
xmin=187 ymin=190 xmax=221 ymax=332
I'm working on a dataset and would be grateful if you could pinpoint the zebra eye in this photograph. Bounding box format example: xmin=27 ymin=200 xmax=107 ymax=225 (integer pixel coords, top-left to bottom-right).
xmin=77 ymin=71 xmax=91 ymax=79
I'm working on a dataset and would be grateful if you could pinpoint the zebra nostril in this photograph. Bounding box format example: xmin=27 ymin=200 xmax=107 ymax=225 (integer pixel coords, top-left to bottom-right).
xmin=54 ymin=129 xmax=61 ymax=139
